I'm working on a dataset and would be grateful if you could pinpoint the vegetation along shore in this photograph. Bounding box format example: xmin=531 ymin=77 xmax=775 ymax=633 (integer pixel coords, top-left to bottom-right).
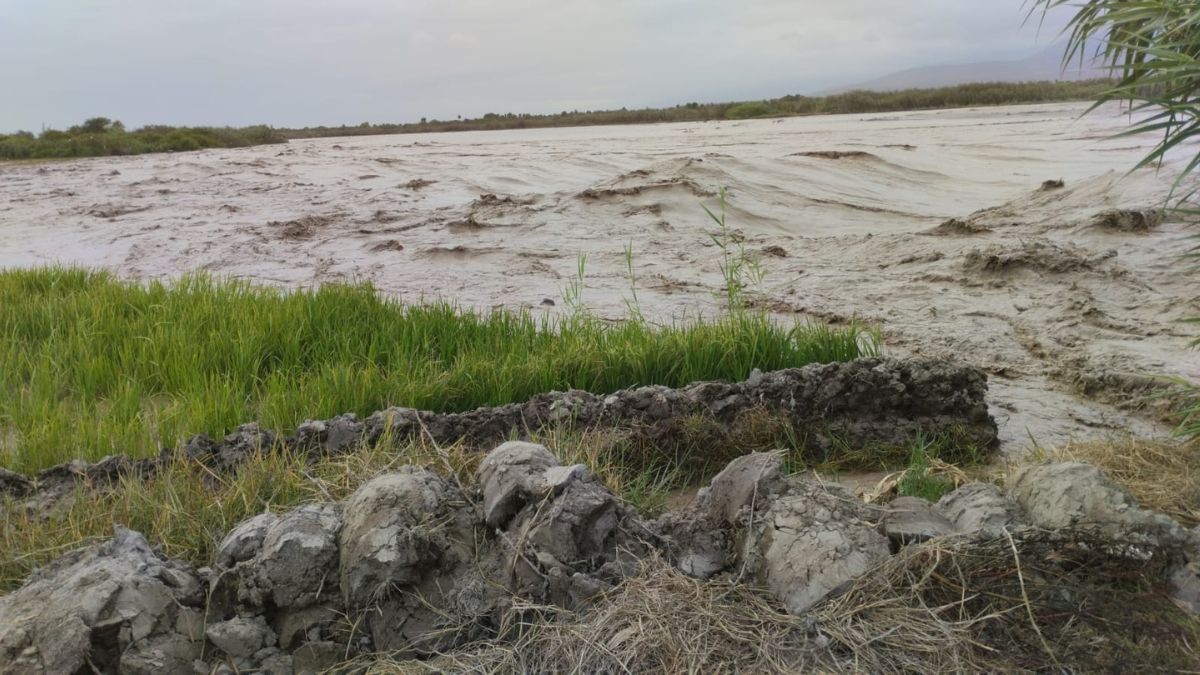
xmin=0 ymin=79 xmax=1112 ymax=160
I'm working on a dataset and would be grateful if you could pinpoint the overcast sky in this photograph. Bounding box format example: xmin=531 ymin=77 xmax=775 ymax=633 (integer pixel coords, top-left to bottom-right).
xmin=0 ymin=0 xmax=1073 ymax=131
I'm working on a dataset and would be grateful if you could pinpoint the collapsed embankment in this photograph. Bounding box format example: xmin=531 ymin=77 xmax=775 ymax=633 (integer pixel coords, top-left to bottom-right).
xmin=0 ymin=358 xmax=996 ymax=514
xmin=3 ymin=440 xmax=1199 ymax=673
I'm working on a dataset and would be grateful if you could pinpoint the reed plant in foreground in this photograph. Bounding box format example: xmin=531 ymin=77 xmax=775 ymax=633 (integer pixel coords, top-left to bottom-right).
xmin=0 ymin=267 xmax=875 ymax=473
xmin=1030 ymin=0 xmax=1200 ymax=438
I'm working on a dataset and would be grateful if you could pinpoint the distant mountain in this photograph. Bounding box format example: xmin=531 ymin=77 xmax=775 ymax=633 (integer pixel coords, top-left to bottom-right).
xmin=820 ymin=44 xmax=1106 ymax=94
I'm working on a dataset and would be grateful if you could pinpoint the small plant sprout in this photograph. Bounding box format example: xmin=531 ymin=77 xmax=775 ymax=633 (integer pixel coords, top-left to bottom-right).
xmin=623 ymin=241 xmax=645 ymax=323
xmin=703 ymin=187 xmax=765 ymax=314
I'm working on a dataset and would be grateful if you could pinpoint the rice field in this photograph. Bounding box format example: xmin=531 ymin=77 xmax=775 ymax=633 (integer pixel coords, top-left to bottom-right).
xmin=0 ymin=267 xmax=875 ymax=473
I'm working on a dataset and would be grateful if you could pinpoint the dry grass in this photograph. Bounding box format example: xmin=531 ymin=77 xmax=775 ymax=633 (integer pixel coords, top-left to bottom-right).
xmin=344 ymin=529 xmax=1200 ymax=674
xmin=0 ymin=422 xmax=768 ymax=591
xmin=815 ymin=530 xmax=1200 ymax=672
xmin=0 ymin=415 xmax=989 ymax=593
xmin=0 ymin=439 xmax=475 ymax=591
xmin=1053 ymin=437 xmax=1200 ymax=527
xmin=354 ymin=556 xmax=822 ymax=674
xmin=6 ymin=429 xmax=1197 ymax=670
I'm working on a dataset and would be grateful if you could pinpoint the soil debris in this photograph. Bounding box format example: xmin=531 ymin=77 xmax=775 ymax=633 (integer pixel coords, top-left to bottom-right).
xmin=4 ymin=448 xmax=1199 ymax=673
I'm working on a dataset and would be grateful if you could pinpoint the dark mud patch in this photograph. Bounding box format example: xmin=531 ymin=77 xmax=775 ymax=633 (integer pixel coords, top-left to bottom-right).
xmin=370 ymin=209 xmax=402 ymax=224
xmin=269 ymin=215 xmax=336 ymax=241
xmin=4 ymin=359 xmax=997 ymax=512
xmin=402 ymin=179 xmax=437 ymax=190
xmin=419 ymin=245 xmax=505 ymax=260
xmin=923 ymin=218 xmax=993 ymax=237
xmin=86 ymin=204 xmax=152 ymax=219
xmin=445 ymin=215 xmax=523 ymax=233
xmin=578 ymin=177 xmax=715 ymax=200
xmin=367 ymin=240 xmax=404 ymax=253
xmin=1088 ymin=208 xmax=1164 ymax=233
xmin=1039 ymin=179 xmax=1066 ymax=191
xmin=790 ymin=151 xmax=876 ymax=160
xmin=473 ymin=193 xmax=535 ymax=208
xmin=622 ymin=203 xmax=663 ymax=217
xmin=963 ymin=240 xmax=1118 ymax=275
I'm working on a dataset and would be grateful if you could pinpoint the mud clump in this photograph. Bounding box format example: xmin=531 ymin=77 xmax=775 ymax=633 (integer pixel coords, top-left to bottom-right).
xmin=963 ymin=239 xmax=1118 ymax=275
xmin=370 ymin=209 xmax=401 ymax=224
xmin=1088 ymin=208 xmax=1164 ymax=232
xmin=935 ymin=482 xmax=1023 ymax=537
xmin=368 ymin=239 xmax=404 ymax=252
xmin=656 ymin=452 xmax=890 ymax=613
xmin=791 ymin=151 xmax=876 ymax=160
xmin=577 ymin=175 xmax=715 ymax=200
xmin=1007 ymin=461 xmax=1187 ymax=543
xmin=473 ymin=193 xmax=533 ymax=208
xmin=1039 ymin=178 xmax=1066 ymax=191
xmin=878 ymin=496 xmax=955 ymax=547
xmin=87 ymin=203 xmax=149 ymax=219
xmin=0 ymin=528 xmax=206 ymax=674
xmin=0 ymin=468 xmax=33 ymax=498
xmin=269 ymin=215 xmax=335 ymax=240
xmin=402 ymin=178 xmax=436 ymax=190
xmin=924 ymin=218 xmax=992 ymax=236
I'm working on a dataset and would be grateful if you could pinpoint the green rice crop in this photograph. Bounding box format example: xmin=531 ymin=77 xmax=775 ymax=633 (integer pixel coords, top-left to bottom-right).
xmin=0 ymin=267 xmax=875 ymax=473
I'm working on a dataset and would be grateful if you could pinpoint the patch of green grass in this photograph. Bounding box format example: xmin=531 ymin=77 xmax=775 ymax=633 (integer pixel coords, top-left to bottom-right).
xmin=896 ymin=436 xmax=967 ymax=502
xmin=0 ymin=267 xmax=875 ymax=473
xmin=897 ymin=455 xmax=954 ymax=502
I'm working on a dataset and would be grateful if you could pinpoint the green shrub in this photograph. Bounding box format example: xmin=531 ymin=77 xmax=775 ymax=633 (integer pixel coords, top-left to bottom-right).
xmin=0 ymin=119 xmax=287 ymax=160
xmin=725 ymin=101 xmax=781 ymax=119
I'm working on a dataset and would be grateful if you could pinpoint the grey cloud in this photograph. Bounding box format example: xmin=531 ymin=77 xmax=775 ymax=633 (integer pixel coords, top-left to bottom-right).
xmin=0 ymin=0 xmax=1072 ymax=130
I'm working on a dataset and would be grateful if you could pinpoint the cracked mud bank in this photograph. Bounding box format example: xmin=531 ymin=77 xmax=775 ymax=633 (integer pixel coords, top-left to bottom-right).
xmin=0 ymin=358 xmax=995 ymax=511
